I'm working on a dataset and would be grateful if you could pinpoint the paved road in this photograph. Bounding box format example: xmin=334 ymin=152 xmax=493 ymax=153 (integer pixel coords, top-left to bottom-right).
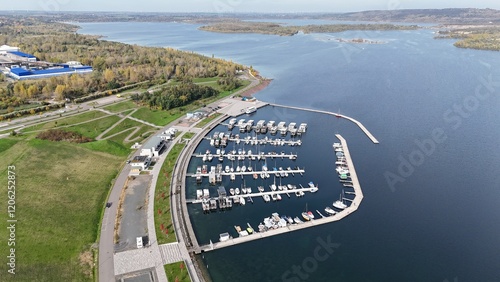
xmin=99 ymin=71 xmax=264 ymax=281
xmin=99 ymin=165 xmax=132 ymax=282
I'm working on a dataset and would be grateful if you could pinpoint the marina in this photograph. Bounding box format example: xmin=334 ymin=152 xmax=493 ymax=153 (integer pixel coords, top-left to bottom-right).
xmin=188 ymin=185 xmax=318 ymax=205
xmin=188 ymin=167 xmax=304 ymax=179
xmin=196 ymin=134 xmax=363 ymax=253
xmin=268 ymin=104 xmax=379 ymax=144
xmin=192 ymin=151 xmax=299 ymax=161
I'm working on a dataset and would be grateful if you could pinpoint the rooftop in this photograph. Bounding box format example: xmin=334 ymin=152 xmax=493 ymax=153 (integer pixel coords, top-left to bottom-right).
xmin=143 ymin=135 xmax=164 ymax=150
xmin=132 ymin=156 xmax=149 ymax=163
xmin=8 ymin=51 xmax=36 ymax=59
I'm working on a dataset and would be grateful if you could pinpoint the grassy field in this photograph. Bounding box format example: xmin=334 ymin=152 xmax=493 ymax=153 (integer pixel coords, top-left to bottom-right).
xmin=79 ymin=140 xmax=131 ymax=157
xmin=192 ymin=77 xmax=219 ymax=83
xmin=100 ymin=118 xmax=146 ymax=139
xmin=21 ymin=111 xmax=109 ymax=133
xmin=182 ymin=132 xmax=195 ymax=140
xmin=0 ymin=137 xmax=123 ymax=281
xmin=164 ymin=262 xmax=191 ymax=282
xmin=0 ymin=138 xmax=17 ymax=153
xmin=132 ymin=108 xmax=183 ymax=127
xmin=102 ymin=100 xmax=138 ymax=113
xmin=65 ymin=116 xmax=121 ymax=139
xmin=155 ymin=142 xmax=185 ymax=244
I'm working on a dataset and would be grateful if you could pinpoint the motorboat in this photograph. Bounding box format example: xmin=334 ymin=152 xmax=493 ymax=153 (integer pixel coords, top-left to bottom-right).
xmin=294 ymin=217 xmax=303 ymax=224
xmin=263 ymin=194 xmax=271 ymax=202
xmin=325 ymin=207 xmax=337 ymax=215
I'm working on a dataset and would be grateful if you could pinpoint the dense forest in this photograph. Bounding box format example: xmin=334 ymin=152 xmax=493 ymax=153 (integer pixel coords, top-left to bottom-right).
xmin=0 ymin=15 xmax=244 ymax=111
xmin=199 ymin=21 xmax=419 ymax=36
xmin=132 ymin=82 xmax=219 ymax=110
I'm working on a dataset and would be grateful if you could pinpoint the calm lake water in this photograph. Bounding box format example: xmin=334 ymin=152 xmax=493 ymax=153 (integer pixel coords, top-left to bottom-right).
xmin=79 ymin=21 xmax=500 ymax=282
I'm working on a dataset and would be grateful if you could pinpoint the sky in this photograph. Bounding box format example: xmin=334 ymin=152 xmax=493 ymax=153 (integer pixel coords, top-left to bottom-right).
xmin=2 ymin=0 xmax=500 ymax=13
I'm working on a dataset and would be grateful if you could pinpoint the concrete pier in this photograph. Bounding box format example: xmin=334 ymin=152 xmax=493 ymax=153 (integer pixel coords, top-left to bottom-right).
xmin=198 ymin=134 xmax=363 ymax=252
xmin=268 ymin=103 xmax=379 ymax=144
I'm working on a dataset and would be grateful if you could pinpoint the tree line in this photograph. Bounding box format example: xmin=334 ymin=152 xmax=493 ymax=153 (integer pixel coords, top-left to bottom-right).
xmin=132 ymin=82 xmax=219 ymax=110
xmin=0 ymin=15 xmax=244 ymax=111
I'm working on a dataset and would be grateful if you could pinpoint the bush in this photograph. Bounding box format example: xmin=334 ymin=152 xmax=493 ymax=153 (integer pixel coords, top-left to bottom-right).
xmin=37 ymin=129 xmax=93 ymax=143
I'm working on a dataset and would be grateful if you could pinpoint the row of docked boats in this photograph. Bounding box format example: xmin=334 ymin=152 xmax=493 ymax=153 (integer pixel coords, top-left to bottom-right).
xmin=199 ymin=148 xmax=298 ymax=162
xmin=227 ymin=118 xmax=307 ymax=136
xmin=332 ymin=142 xmax=351 ymax=211
xmin=208 ymin=134 xmax=303 ymax=147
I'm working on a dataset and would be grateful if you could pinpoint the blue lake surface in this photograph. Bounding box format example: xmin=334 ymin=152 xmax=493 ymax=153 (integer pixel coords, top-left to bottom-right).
xmin=78 ymin=21 xmax=500 ymax=282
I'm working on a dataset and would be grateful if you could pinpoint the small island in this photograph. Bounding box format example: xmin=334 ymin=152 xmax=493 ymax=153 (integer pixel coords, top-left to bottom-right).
xmin=435 ymin=26 xmax=500 ymax=51
xmin=199 ymin=21 xmax=420 ymax=36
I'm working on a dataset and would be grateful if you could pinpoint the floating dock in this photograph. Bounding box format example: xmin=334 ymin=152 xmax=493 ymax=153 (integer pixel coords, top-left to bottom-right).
xmin=192 ymin=152 xmax=298 ymax=161
xmin=187 ymin=168 xmax=305 ymax=178
xmin=196 ymin=134 xmax=364 ymax=253
xmin=268 ymin=104 xmax=379 ymax=144
xmin=187 ymin=186 xmax=318 ymax=204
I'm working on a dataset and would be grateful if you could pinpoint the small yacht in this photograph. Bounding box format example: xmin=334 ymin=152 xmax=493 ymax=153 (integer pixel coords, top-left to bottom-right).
xmin=333 ymin=192 xmax=348 ymax=209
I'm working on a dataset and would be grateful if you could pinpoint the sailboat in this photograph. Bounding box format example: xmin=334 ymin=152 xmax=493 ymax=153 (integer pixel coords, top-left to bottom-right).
xmin=333 ymin=191 xmax=348 ymax=209
xmin=302 ymin=203 xmax=311 ymax=221
xmin=270 ymin=176 xmax=277 ymax=191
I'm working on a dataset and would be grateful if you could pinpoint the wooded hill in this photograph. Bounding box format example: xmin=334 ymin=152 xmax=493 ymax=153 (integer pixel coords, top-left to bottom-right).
xmin=0 ymin=15 xmax=244 ymax=111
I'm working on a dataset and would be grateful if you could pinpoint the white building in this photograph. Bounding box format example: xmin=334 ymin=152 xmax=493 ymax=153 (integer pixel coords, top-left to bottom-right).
xmin=140 ymin=136 xmax=166 ymax=158
xmin=130 ymin=156 xmax=151 ymax=171
xmin=0 ymin=45 xmax=19 ymax=54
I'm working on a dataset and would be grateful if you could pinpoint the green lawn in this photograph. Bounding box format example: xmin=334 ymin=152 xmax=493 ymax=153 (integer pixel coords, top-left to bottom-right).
xmin=102 ymin=100 xmax=138 ymax=113
xmin=79 ymin=140 xmax=131 ymax=157
xmin=155 ymin=142 xmax=185 ymax=244
xmin=100 ymin=118 xmax=144 ymax=139
xmin=65 ymin=116 xmax=121 ymax=139
xmin=0 ymin=138 xmax=123 ymax=281
xmin=131 ymin=108 xmax=181 ymax=127
xmin=193 ymin=77 xmax=219 ymax=83
xmin=0 ymin=138 xmax=18 ymax=153
xmin=182 ymin=132 xmax=195 ymax=140
xmin=21 ymin=111 xmax=109 ymax=133
xmin=164 ymin=262 xmax=191 ymax=282
xmin=107 ymin=129 xmax=137 ymax=145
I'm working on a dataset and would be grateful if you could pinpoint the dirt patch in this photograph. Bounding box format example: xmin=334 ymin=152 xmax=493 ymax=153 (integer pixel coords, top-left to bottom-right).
xmin=79 ymin=250 xmax=94 ymax=278
xmin=240 ymin=79 xmax=272 ymax=97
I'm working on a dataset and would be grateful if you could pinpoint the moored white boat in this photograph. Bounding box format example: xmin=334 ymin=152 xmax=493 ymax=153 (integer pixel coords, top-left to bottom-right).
xmin=325 ymin=207 xmax=337 ymax=215
xmin=333 ymin=192 xmax=347 ymax=209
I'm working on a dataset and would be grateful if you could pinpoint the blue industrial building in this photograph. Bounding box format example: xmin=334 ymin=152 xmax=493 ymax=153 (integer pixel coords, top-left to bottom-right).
xmin=9 ymin=65 xmax=94 ymax=80
xmin=8 ymin=51 xmax=37 ymax=61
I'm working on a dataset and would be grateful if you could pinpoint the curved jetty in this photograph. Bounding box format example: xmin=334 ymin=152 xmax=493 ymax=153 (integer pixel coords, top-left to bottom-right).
xmin=268 ymin=103 xmax=379 ymax=144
